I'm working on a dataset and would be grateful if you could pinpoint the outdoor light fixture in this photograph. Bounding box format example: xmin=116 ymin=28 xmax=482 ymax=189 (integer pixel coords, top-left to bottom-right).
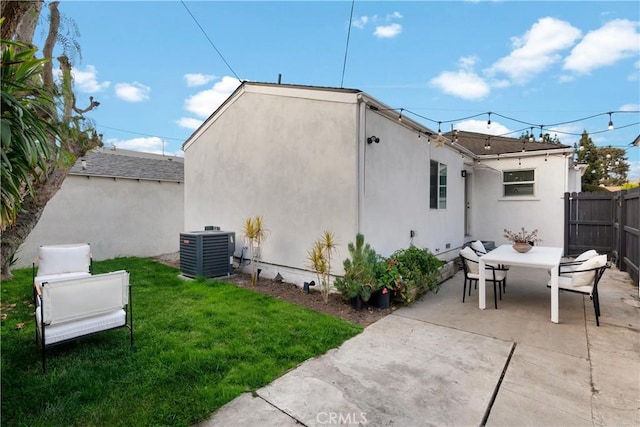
xmin=367 ymin=135 xmax=380 ymax=144
xmin=608 ymin=112 xmax=614 ymax=130
xmin=398 ymin=108 xmax=403 ymax=122
xmin=487 ymin=112 xmax=492 ymax=129
xmin=484 ymin=137 xmax=491 ymax=151
xmin=528 ymin=127 xmax=534 ymax=143
xmin=81 ymin=159 xmax=87 ymax=170
xmin=539 ymin=125 xmax=544 ymax=142
xmin=437 ymin=122 xmax=442 ymax=137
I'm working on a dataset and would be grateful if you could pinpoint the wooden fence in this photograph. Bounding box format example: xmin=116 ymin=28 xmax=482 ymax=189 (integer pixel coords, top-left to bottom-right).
xmin=564 ymin=188 xmax=639 ymax=285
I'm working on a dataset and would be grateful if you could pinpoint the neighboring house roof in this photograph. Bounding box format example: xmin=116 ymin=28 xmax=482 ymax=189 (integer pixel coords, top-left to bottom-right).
xmin=448 ymin=130 xmax=571 ymax=156
xmin=69 ymin=148 xmax=184 ymax=182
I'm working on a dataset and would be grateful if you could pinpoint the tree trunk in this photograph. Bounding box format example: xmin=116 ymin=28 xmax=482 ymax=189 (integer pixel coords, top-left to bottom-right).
xmin=0 ymin=1 xmax=34 ymax=40
xmin=14 ymin=0 xmax=43 ymax=44
xmin=1 ymin=168 xmax=68 ymax=279
xmin=1 ymin=0 xmax=101 ymax=278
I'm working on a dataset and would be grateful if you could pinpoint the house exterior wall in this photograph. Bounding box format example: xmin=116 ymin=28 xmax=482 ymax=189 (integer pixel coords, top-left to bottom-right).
xmin=15 ymin=175 xmax=184 ymax=268
xmin=468 ymin=154 xmax=570 ymax=248
xmin=184 ymin=88 xmax=359 ymax=279
xmin=361 ymin=110 xmax=465 ymax=260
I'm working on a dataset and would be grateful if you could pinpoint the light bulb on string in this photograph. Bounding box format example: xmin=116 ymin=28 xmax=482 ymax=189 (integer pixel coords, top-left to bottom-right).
xmin=487 ymin=112 xmax=492 ymax=129
xmin=608 ymin=112 xmax=614 ymax=130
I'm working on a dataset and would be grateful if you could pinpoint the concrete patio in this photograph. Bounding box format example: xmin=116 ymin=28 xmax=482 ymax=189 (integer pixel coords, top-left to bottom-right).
xmin=201 ymin=265 xmax=640 ymax=426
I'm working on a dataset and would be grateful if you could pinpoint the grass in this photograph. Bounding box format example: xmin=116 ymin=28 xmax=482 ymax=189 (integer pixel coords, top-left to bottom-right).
xmin=1 ymin=258 xmax=363 ymax=427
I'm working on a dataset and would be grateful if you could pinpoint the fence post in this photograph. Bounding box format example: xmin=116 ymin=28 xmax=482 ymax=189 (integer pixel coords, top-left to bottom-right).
xmin=618 ymin=190 xmax=627 ymax=271
xmin=564 ymin=192 xmax=571 ymax=256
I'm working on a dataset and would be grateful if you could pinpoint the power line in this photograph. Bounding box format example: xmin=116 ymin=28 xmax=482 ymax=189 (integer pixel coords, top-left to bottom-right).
xmin=340 ymin=0 xmax=356 ymax=88
xmin=95 ymin=124 xmax=185 ymax=142
xmin=180 ymin=1 xmax=241 ymax=81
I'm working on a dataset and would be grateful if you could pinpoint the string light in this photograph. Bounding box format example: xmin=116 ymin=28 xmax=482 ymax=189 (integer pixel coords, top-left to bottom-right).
xmin=539 ymin=125 xmax=544 ymax=142
xmin=487 ymin=112 xmax=492 ymax=129
xmin=398 ymin=108 xmax=403 ymax=122
xmin=437 ymin=122 xmax=442 ymax=137
xmin=608 ymin=112 xmax=614 ymax=130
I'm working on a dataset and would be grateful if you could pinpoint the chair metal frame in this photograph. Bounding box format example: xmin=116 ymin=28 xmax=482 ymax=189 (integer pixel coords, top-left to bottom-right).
xmin=459 ymin=254 xmax=508 ymax=309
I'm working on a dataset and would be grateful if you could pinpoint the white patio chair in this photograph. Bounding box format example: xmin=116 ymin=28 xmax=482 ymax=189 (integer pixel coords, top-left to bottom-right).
xmin=459 ymin=247 xmax=508 ymax=309
xmin=551 ymin=254 xmax=609 ymax=326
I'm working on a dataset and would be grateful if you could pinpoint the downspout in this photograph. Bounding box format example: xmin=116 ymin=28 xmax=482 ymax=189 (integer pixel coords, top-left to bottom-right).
xmin=357 ymin=95 xmax=366 ymax=235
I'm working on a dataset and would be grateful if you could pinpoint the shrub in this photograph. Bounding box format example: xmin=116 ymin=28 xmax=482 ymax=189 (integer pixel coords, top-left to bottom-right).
xmin=389 ymin=245 xmax=443 ymax=303
xmin=334 ymin=234 xmax=377 ymax=302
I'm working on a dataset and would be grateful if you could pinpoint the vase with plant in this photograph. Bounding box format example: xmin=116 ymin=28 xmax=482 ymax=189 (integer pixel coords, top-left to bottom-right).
xmin=503 ymin=227 xmax=541 ymax=253
xmin=333 ymin=233 xmax=377 ymax=310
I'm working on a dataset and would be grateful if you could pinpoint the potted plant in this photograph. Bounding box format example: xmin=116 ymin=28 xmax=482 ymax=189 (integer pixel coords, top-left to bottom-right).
xmin=372 ymin=257 xmax=401 ymax=308
xmin=503 ymin=227 xmax=542 ymax=253
xmin=333 ymin=233 xmax=377 ymax=311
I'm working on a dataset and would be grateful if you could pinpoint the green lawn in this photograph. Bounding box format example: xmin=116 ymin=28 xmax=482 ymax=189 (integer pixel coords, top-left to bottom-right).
xmin=1 ymin=258 xmax=362 ymax=427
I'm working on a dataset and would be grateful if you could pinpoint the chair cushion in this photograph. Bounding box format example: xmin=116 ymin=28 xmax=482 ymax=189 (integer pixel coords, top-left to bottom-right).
xmin=468 ymin=269 xmax=507 ymax=281
xmin=471 ymin=240 xmax=487 ymax=254
xmin=575 ymin=249 xmax=599 ymax=262
xmin=572 ymin=255 xmax=607 ymax=287
xmin=460 ymin=247 xmax=479 ymax=274
xmin=37 ymin=244 xmax=91 ymax=276
xmin=36 ymin=309 xmax=126 ymax=345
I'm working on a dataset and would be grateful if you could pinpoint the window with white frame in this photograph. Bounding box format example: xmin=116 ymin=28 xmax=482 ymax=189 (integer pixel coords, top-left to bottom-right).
xmin=430 ymin=161 xmax=447 ymax=209
xmin=503 ymin=169 xmax=535 ymax=197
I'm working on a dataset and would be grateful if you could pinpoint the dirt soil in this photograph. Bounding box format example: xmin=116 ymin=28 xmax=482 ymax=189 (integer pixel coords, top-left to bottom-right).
xmin=153 ymin=254 xmax=395 ymax=327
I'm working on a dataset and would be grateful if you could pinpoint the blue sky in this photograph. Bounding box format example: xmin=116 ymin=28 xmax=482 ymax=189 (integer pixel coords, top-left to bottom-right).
xmin=34 ymin=1 xmax=640 ymax=179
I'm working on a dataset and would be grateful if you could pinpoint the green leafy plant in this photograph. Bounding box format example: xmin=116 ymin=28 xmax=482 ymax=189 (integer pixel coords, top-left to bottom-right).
xmin=243 ymin=215 xmax=268 ymax=286
xmin=334 ymin=233 xmax=377 ymax=303
xmin=389 ymin=245 xmax=443 ymax=303
xmin=375 ymin=256 xmax=402 ymax=293
xmin=307 ymin=231 xmax=338 ymax=303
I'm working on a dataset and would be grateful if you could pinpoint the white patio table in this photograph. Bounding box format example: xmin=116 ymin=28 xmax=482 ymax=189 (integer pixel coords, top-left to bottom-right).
xmin=479 ymin=244 xmax=564 ymax=323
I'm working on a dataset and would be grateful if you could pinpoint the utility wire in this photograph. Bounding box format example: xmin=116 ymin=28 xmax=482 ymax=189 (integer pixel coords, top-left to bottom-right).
xmin=340 ymin=0 xmax=356 ymax=88
xmin=96 ymin=124 xmax=185 ymax=142
xmin=180 ymin=1 xmax=240 ymax=81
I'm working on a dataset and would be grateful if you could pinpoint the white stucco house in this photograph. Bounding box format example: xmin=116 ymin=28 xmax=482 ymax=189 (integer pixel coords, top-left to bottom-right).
xmin=182 ymin=82 xmax=580 ymax=284
xmin=14 ymin=148 xmax=184 ymax=268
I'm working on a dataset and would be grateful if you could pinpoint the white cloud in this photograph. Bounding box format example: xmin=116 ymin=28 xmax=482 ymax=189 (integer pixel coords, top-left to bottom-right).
xmin=105 ymin=136 xmax=166 ymax=155
xmin=456 ymin=119 xmax=511 ymax=135
xmin=619 ymin=103 xmax=640 ymax=111
xmin=386 ymin=12 xmax=403 ymax=20
xmin=72 ymin=65 xmax=110 ymax=93
xmin=488 ymin=17 xmax=582 ymax=83
xmin=114 ymin=82 xmax=150 ymax=102
xmin=184 ymin=73 xmax=216 ymax=87
xmin=352 ymin=16 xmax=369 ymax=29
xmin=184 ymin=76 xmax=241 ymax=118
xmin=564 ymin=19 xmax=640 ymax=74
xmin=374 ymin=23 xmax=402 ymax=39
xmin=430 ymin=70 xmax=490 ymax=100
xmin=176 ymin=117 xmax=203 ymax=130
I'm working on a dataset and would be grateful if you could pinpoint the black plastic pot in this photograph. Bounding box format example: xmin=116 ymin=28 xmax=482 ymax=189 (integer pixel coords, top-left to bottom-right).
xmin=350 ymin=296 xmax=364 ymax=311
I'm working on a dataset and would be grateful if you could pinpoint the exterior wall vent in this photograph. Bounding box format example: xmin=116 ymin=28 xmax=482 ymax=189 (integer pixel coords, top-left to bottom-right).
xmin=179 ymin=230 xmax=235 ymax=278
